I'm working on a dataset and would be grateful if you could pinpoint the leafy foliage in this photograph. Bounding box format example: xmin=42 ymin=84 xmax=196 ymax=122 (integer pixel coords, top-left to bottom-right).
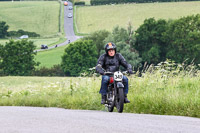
xmin=104 ymin=25 xmax=142 ymax=69
xmin=83 ymin=30 xmax=110 ymax=57
xmin=117 ymin=41 xmax=142 ymax=69
xmin=165 ymin=14 xmax=200 ymax=64
xmin=61 ymin=40 xmax=98 ymax=76
xmin=135 ymin=18 xmax=168 ymax=64
xmin=74 ymin=1 xmax=85 ymax=5
xmin=0 ymin=21 xmax=9 ymax=38
xmin=135 ymin=15 xmax=200 ymax=66
xmin=0 ymin=39 xmax=39 ymax=76
xmin=8 ymin=29 xmax=40 ymax=38
xmin=33 ymin=64 xmax=65 ymax=77
xmin=91 ymin=0 xmax=200 ymax=5
xmin=0 ymin=21 xmax=40 ymax=38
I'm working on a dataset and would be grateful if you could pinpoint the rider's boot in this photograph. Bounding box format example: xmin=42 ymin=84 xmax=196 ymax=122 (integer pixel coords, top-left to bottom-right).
xmin=124 ymin=94 xmax=130 ymax=103
xmin=101 ymin=94 xmax=106 ymax=104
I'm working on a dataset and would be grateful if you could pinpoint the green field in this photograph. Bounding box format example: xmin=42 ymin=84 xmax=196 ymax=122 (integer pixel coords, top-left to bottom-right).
xmin=2 ymin=1 xmax=200 ymax=68
xmin=35 ymin=44 xmax=68 ymax=68
xmin=76 ymin=1 xmax=200 ymax=34
xmin=0 ymin=1 xmax=67 ymax=67
xmin=0 ymin=70 xmax=199 ymax=117
xmin=82 ymin=0 xmax=91 ymax=5
xmin=0 ymin=1 xmax=60 ymax=37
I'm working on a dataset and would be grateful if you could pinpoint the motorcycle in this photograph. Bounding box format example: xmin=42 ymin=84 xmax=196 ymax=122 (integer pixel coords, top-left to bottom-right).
xmin=104 ymin=71 xmax=129 ymax=113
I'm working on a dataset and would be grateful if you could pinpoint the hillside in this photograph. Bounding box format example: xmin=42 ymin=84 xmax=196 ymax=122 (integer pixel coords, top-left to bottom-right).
xmin=35 ymin=44 xmax=68 ymax=68
xmin=76 ymin=1 xmax=200 ymax=34
xmin=0 ymin=1 xmax=60 ymax=37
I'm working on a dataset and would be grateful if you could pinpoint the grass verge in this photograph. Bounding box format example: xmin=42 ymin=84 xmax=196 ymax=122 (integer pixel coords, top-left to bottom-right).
xmin=0 ymin=71 xmax=199 ymax=117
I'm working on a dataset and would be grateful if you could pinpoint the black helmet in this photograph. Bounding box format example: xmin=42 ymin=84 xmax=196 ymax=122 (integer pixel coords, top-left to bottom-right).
xmin=105 ymin=42 xmax=116 ymax=55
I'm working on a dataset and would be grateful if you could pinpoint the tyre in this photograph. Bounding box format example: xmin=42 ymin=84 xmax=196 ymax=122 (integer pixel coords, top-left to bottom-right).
xmin=116 ymin=88 xmax=124 ymax=113
xmin=108 ymin=104 xmax=114 ymax=112
xmin=107 ymin=91 xmax=114 ymax=112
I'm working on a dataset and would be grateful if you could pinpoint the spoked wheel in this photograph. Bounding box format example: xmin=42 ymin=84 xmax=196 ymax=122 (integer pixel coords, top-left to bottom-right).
xmin=107 ymin=91 xmax=115 ymax=112
xmin=116 ymin=88 xmax=124 ymax=113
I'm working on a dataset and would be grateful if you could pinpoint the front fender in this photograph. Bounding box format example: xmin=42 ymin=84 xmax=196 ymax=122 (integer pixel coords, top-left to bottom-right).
xmin=116 ymin=82 xmax=124 ymax=88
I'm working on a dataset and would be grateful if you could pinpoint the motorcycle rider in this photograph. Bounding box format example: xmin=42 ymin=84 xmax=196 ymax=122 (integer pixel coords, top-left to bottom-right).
xmin=96 ymin=42 xmax=133 ymax=104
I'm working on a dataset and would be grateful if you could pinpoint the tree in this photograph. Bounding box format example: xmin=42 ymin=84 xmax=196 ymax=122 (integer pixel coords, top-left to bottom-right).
xmin=135 ymin=18 xmax=168 ymax=64
xmin=61 ymin=40 xmax=98 ymax=76
xmin=111 ymin=25 xmax=129 ymax=43
xmin=0 ymin=21 xmax=9 ymax=38
xmin=117 ymin=41 xmax=142 ymax=69
xmin=0 ymin=39 xmax=39 ymax=76
xmin=104 ymin=25 xmax=142 ymax=69
xmin=165 ymin=14 xmax=200 ymax=64
xmin=83 ymin=30 xmax=110 ymax=57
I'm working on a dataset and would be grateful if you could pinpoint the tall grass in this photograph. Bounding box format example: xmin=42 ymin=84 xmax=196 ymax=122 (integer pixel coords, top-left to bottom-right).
xmin=76 ymin=1 xmax=200 ymax=34
xmin=0 ymin=63 xmax=199 ymax=117
xmin=0 ymin=1 xmax=60 ymax=37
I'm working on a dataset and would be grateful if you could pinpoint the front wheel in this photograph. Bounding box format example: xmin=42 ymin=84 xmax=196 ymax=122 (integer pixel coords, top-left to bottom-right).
xmin=116 ymin=88 xmax=124 ymax=113
xmin=107 ymin=91 xmax=115 ymax=112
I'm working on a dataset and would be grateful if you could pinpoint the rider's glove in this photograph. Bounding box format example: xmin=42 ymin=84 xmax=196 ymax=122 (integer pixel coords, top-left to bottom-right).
xmin=99 ymin=70 xmax=105 ymax=75
xmin=127 ymin=70 xmax=134 ymax=74
xmin=99 ymin=72 xmax=105 ymax=75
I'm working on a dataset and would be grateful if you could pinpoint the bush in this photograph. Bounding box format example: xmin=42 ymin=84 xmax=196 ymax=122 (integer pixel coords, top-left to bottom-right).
xmin=135 ymin=14 xmax=200 ymax=66
xmin=61 ymin=40 xmax=97 ymax=76
xmin=104 ymin=25 xmax=142 ymax=70
xmin=83 ymin=30 xmax=110 ymax=57
xmin=135 ymin=18 xmax=168 ymax=65
xmin=165 ymin=14 xmax=200 ymax=65
xmin=0 ymin=21 xmax=9 ymax=38
xmin=90 ymin=0 xmax=200 ymax=5
xmin=74 ymin=1 xmax=85 ymax=5
xmin=8 ymin=29 xmax=40 ymax=38
xmin=0 ymin=69 xmax=5 ymax=76
xmin=33 ymin=64 xmax=65 ymax=76
xmin=0 ymin=39 xmax=39 ymax=76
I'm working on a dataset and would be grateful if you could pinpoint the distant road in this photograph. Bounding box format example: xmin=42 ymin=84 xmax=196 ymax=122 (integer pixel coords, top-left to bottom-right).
xmin=0 ymin=106 xmax=200 ymax=133
xmin=37 ymin=1 xmax=82 ymax=52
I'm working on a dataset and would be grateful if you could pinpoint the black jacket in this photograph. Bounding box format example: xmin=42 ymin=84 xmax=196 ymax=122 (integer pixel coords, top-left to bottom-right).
xmin=96 ymin=53 xmax=132 ymax=74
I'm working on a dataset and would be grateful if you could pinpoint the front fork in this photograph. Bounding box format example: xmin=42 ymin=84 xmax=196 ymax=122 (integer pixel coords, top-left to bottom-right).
xmin=115 ymin=81 xmax=124 ymax=93
xmin=114 ymin=81 xmax=124 ymax=99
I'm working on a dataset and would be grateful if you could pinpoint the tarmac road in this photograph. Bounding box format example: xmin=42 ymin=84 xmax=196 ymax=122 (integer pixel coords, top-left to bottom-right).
xmin=37 ymin=1 xmax=82 ymax=52
xmin=0 ymin=106 xmax=199 ymax=133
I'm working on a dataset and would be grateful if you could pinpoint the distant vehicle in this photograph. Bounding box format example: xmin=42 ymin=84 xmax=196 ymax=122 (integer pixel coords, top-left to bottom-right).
xmin=68 ymin=6 xmax=73 ymax=10
xmin=41 ymin=44 xmax=48 ymax=49
xmin=19 ymin=35 xmax=28 ymax=39
xmin=64 ymin=1 xmax=68 ymax=6
xmin=68 ymin=13 xmax=73 ymax=18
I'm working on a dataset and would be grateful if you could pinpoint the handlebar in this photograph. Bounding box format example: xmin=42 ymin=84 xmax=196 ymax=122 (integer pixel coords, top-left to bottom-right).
xmin=97 ymin=64 xmax=133 ymax=76
xmin=104 ymin=72 xmax=113 ymax=75
xmin=104 ymin=71 xmax=128 ymax=75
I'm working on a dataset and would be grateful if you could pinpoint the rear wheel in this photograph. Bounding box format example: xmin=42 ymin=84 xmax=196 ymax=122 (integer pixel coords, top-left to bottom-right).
xmin=116 ymin=88 xmax=124 ymax=113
